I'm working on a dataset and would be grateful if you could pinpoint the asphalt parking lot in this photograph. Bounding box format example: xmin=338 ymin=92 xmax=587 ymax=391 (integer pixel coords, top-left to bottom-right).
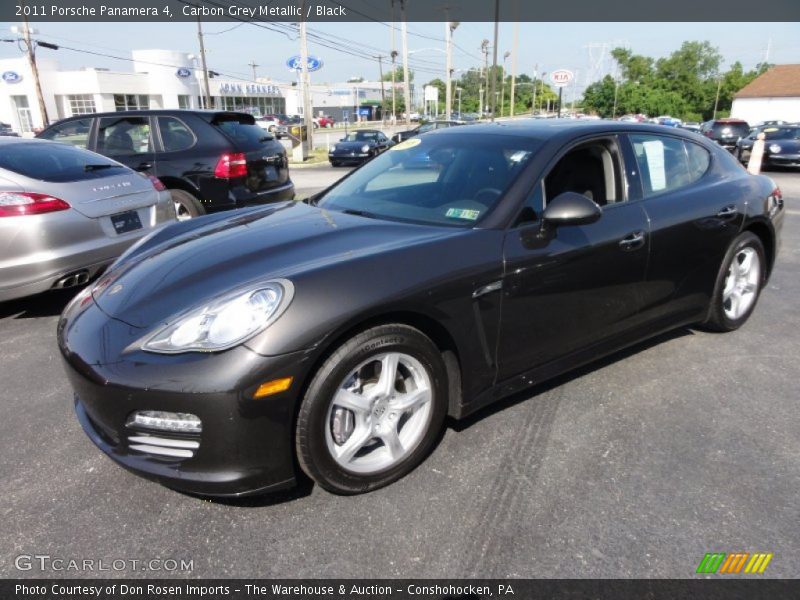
xmin=1 ymin=169 xmax=798 ymax=579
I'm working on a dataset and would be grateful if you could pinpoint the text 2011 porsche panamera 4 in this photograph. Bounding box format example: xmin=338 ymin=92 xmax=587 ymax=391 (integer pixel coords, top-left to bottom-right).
xmin=58 ymin=121 xmax=784 ymax=496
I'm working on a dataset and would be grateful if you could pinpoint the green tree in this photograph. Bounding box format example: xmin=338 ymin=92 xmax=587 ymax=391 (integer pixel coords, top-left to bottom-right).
xmin=382 ymin=65 xmax=414 ymax=83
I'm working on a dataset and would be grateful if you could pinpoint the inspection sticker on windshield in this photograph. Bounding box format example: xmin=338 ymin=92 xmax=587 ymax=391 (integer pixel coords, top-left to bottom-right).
xmin=445 ymin=207 xmax=481 ymax=220
xmin=390 ymin=138 xmax=422 ymax=151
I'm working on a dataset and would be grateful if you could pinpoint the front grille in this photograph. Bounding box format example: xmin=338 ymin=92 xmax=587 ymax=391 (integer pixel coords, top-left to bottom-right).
xmin=127 ymin=434 xmax=199 ymax=459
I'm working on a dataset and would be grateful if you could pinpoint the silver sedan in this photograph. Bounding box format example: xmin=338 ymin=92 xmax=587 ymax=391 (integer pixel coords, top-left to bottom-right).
xmin=0 ymin=137 xmax=175 ymax=302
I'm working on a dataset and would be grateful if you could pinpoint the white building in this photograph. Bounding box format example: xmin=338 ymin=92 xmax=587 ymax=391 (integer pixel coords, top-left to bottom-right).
xmin=0 ymin=49 xmax=287 ymax=134
xmin=283 ymin=80 xmax=405 ymax=122
xmin=731 ymin=64 xmax=800 ymax=124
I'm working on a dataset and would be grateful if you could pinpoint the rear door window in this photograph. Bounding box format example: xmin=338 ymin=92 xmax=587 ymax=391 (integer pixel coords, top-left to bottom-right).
xmin=157 ymin=116 xmax=196 ymax=152
xmin=39 ymin=118 xmax=93 ymax=148
xmin=630 ymin=134 xmax=710 ymax=197
xmin=0 ymin=141 xmax=127 ymax=182
xmin=97 ymin=116 xmax=152 ymax=157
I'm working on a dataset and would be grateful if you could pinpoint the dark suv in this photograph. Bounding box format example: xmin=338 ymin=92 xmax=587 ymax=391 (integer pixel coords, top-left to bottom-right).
xmin=699 ymin=118 xmax=751 ymax=152
xmin=38 ymin=110 xmax=293 ymax=220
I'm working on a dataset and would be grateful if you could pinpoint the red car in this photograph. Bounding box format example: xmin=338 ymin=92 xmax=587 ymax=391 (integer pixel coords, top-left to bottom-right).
xmin=315 ymin=115 xmax=335 ymax=128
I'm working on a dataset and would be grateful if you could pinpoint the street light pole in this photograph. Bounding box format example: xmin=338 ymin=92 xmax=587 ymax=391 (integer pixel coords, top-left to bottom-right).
xmin=500 ymin=50 xmax=510 ymax=118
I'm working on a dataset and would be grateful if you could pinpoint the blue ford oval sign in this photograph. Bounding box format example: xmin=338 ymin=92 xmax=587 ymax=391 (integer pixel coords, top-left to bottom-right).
xmin=176 ymin=67 xmax=192 ymax=78
xmin=2 ymin=71 xmax=22 ymax=84
xmin=286 ymin=55 xmax=323 ymax=73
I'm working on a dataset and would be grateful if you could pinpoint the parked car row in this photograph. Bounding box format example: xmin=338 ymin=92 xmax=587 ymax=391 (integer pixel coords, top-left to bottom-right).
xmin=1 ymin=109 xmax=294 ymax=303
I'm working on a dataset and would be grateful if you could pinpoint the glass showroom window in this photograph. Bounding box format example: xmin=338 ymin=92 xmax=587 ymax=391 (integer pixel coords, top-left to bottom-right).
xmin=178 ymin=95 xmax=191 ymax=109
xmin=114 ymin=94 xmax=150 ymax=111
xmin=68 ymin=94 xmax=96 ymax=115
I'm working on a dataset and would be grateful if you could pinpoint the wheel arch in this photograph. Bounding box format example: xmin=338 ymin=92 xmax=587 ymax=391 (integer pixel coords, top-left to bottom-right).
xmin=296 ymin=310 xmax=465 ymax=420
xmin=156 ymin=175 xmax=202 ymax=200
xmin=743 ymin=219 xmax=775 ymax=280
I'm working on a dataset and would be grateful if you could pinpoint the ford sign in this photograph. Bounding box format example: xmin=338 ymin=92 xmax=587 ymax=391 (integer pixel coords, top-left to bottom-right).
xmin=286 ymin=55 xmax=323 ymax=73
xmin=176 ymin=67 xmax=192 ymax=78
xmin=2 ymin=71 xmax=22 ymax=84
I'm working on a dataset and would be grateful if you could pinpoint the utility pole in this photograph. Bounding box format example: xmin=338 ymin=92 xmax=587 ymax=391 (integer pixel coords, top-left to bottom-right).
xmin=531 ymin=63 xmax=538 ymax=116
xmin=490 ymin=0 xmax=499 ymax=122
xmin=500 ymin=51 xmax=510 ymax=118
xmin=19 ymin=12 xmax=48 ymax=127
xmin=196 ymin=17 xmax=211 ymax=109
xmin=445 ymin=21 xmax=453 ymax=121
xmin=481 ymin=39 xmax=489 ymax=116
xmin=299 ymin=8 xmax=313 ymax=154
xmin=376 ymin=55 xmax=386 ymax=124
xmin=401 ymin=0 xmax=411 ymax=127
xmin=712 ymin=77 xmax=722 ymax=119
xmin=390 ymin=0 xmax=397 ymax=121
xmin=457 ymin=87 xmax=462 ymax=116
xmin=248 ymin=60 xmax=259 ymax=81
xmin=510 ymin=22 xmax=518 ymax=117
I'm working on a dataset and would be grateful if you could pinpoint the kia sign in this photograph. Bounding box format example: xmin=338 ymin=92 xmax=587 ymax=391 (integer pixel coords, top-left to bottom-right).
xmin=286 ymin=55 xmax=323 ymax=73
xmin=2 ymin=71 xmax=22 ymax=84
xmin=175 ymin=67 xmax=192 ymax=78
xmin=550 ymin=69 xmax=574 ymax=88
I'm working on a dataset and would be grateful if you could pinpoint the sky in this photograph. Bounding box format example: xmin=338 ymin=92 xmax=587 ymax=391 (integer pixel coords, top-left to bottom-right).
xmin=1 ymin=20 xmax=798 ymax=101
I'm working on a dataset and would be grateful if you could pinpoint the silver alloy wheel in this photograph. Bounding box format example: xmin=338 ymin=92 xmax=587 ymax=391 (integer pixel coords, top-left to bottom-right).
xmin=324 ymin=352 xmax=433 ymax=474
xmin=722 ymin=246 xmax=761 ymax=320
xmin=174 ymin=201 xmax=192 ymax=221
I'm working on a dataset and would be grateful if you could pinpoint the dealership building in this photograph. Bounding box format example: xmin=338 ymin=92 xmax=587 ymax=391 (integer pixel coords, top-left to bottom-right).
xmin=0 ymin=49 xmax=288 ymax=134
xmin=0 ymin=48 xmax=409 ymax=134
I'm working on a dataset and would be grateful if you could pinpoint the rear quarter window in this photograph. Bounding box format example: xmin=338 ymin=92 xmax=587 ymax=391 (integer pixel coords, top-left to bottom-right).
xmin=0 ymin=142 xmax=128 ymax=182
xmin=212 ymin=116 xmax=272 ymax=151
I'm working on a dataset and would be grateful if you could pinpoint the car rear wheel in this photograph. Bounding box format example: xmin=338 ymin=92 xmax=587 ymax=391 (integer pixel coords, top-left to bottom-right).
xmin=170 ymin=189 xmax=204 ymax=221
xmin=704 ymin=232 xmax=766 ymax=331
xmin=296 ymin=324 xmax=448 ymax=494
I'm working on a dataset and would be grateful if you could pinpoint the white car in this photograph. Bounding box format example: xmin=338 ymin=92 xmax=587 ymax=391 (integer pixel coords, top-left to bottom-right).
xmin=255 ymin=117 xmax=288 ymax=139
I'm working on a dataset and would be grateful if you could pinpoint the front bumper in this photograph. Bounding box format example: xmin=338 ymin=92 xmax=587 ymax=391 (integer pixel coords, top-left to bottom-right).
xmin=766 ymin=153 xmax=800 ymax=167
xmin=59 ymin=298 xmax=314 ymax=497
xmin=329 ymin=152 xmax=370 ymax=164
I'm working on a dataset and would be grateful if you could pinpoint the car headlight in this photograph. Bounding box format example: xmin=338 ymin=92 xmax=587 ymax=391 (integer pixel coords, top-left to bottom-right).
xmin=329 ymin=145 xmax=336 ymax=152
xmin=769 ymin=144 xmax=782 ymax=153
xmin=142 ymin=279 xmax=294 ymax=353
xmin=361 ymin=144 xmax=370 ymax=153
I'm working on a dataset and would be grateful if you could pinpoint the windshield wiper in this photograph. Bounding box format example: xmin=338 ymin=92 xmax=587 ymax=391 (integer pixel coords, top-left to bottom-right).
xmin=84 ymin=163 xmax=121 ymax=172
xmin=341 ymin=208 xmax=379 ymax=219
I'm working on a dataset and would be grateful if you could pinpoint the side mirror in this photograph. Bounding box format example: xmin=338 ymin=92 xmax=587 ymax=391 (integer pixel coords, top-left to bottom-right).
xmin=340 ymin=137 xmax=347 ymax=142
xmin=542 ymin=192 xmax=601 ymax=227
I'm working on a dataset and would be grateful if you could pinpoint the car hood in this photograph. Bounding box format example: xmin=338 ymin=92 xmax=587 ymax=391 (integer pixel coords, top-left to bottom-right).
xmin=92 ymin=201 xmax=458 ymax=329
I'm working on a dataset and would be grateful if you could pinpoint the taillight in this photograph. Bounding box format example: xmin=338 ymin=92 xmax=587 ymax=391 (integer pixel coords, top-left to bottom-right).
xmin=0 ymin=192 xmax=70 ymax=217
xmin=214 ymin=153 xmax=247 ymax=178
xmin=147 ymin=174 xmax=166 ymax=191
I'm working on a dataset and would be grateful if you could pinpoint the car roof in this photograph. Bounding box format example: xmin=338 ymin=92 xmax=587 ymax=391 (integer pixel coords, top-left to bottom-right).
xmin=424 ymin=118 xmax=707 ymax=142
xmin=45 ymin=109 xmax=250 ymax=122
xmin=0 ymin=136 xmax=57 ymax=146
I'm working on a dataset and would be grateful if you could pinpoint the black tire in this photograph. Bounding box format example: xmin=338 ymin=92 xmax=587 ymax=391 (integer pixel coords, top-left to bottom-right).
xmin=296 ymin=324 xmax=448 ymax=494
xmin=704 ymin=231 xmax=766 ymax=332
xmin=330 ymin=160 xmax=341 ymax=167
xmin=170 ymin=189 xmax=204 ymax=221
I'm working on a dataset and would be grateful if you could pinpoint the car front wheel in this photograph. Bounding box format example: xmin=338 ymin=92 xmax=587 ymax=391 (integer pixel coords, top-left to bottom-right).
xmin=296 ymin=324 xmax=448 ymax=494
xmin=705 ymin=231 xmax=766 ymax=331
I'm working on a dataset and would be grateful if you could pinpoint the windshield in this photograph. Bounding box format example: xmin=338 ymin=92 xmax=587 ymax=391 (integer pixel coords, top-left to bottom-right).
xmin=317 ymin=133 xmax=540 ymax=227
xmin=764 ymin=127 xmax=799 ymax=140
xmin=712 ymin=122 xmax=749 ymax=136
xmin=343 ymin=131 xmax=379 ymax=142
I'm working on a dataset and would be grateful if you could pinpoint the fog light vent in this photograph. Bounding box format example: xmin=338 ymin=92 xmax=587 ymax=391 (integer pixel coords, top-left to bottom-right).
xmin=126 ymin=410 xmax=202 ymax=433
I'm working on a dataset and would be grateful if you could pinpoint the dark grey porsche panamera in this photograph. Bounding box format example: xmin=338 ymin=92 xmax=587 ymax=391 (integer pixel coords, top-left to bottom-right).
xmin=58 ymin=120 xmax=784 ymax=496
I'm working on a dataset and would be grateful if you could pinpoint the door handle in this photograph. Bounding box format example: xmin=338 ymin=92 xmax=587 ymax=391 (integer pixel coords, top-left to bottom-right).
xmin=716 ymin=205 xmax=738 ymax=218
xmin=619 ymin=230 xmax=645 ymax=251
xmin=135 ymin=162 xmax=152 ymax=171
